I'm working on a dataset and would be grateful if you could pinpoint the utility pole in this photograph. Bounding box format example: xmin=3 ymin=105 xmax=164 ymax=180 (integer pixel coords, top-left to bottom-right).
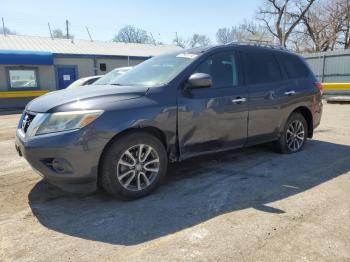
xmin=48 ymin=22 xmax=53 ymax=39
xmin=2 ymin=17 xmax=6 ymax=36
xmin=65 ymin=19 xmax=70 ymax=39
xmin=85 ymin=26 xmax=93 ymax=41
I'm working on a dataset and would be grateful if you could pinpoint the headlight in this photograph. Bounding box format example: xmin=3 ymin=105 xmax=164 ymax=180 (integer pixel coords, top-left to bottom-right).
xmin=36 ymin=110 xmax=103 ymax=135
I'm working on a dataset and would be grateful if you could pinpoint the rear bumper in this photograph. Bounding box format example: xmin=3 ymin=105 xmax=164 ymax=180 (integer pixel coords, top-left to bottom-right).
xmin=15 ymin=127 xmax=111 ymax=193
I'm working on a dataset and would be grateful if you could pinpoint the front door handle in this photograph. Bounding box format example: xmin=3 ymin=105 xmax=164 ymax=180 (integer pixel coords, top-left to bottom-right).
xmin=232 ymin=97 xmax=247 ymax=104
xmin=284 ymin=90 xmax=296 ymax=95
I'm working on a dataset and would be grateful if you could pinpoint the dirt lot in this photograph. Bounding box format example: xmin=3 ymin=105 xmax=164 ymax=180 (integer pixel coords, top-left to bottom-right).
xmin=0 ymin=103 xmax=350 ymax=262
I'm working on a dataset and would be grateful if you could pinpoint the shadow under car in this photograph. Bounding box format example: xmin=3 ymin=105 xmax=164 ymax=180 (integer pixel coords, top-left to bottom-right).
xmin=28 ymin=139 xmax=350 ymax=245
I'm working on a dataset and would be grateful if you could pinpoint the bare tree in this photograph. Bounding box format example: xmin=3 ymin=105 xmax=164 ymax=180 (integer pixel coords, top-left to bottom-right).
xmin=173 ymin=33 xmax=211 ymax=48
xmin=289 ymin=0 xmax=350 ymax=52
xmin=173 ymin=33 xmax=188 ymax=48
xmin=189 ymin=34 xmax=211 ymax=47
xmin=299 ymin=2 xmax=331 ymax=51
xmin=243 ymin=22 xmax=272 ymax=43
xmin=288 ymin=31 xmax=310 ymax=52
xmin=216 ymin=28 xmax=235 ymax=44
xmin=52 ymin=28 xmax=74 ymax=39
xmin=338 ymin=0 xmax=350 ymax=48
xmin=113 ymin=25 xmax=150 ymax=44
xmin=52 ymin=29 xmax=65 ymax=38
xmin=216 ymin=21 xmax=271 ymax=44
xmin=257 ymin=0 xmax=316 ymax=47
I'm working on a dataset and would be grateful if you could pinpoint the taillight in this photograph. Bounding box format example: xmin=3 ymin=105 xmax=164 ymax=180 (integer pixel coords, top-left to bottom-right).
xmin=315 ymin=82 xmax=323 ymax=94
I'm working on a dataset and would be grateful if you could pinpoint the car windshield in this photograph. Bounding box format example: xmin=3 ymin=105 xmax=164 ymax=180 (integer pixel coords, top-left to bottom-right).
xmin=94 ymin=69 xmax=128 ymax=85
xmin=108 ymin=54 xmax=196 ymax=87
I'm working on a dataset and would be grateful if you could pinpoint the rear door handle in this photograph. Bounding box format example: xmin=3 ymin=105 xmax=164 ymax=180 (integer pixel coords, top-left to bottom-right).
xmin=232 ymin=97 xmax=247 ymax=103
xmin=284 ymin=90 xmax=296 ymax=95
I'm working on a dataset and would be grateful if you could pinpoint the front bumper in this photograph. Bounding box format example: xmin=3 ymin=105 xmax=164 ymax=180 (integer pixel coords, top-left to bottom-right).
xmin=15 ymin=126 xmax=111 ymax=193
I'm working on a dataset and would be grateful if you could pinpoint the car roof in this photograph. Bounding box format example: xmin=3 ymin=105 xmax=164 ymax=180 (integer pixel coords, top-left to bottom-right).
xmin=173 ymin=42 xmax=294 ymax=57
xmin=228 ymin=42 xmax=295 ymax=55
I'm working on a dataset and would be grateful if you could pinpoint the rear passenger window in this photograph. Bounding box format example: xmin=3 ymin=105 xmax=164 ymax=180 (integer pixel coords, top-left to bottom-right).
xmin=244 ymin=52 xmax=282 ymax=84
xmin=195 ymin=52 xmax=238 ymax=88
xmin=279 ymin=55 xmax=310 ymax=78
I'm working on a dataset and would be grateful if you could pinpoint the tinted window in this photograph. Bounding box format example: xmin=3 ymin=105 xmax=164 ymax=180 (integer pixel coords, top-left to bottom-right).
xmin=279 ymin=55 xmax=309 ymax=78
xmin=195 ymin=52 xmax=238 ymax=88
xmin=245 ymin=52 xmax=282 ymax=84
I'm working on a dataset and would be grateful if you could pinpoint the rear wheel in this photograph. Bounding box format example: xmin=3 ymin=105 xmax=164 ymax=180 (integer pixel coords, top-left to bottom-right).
xmin=100 ymin=132 xmax=168 ymax=199
xmin=275 ymin=112 xmax=308 ymax=154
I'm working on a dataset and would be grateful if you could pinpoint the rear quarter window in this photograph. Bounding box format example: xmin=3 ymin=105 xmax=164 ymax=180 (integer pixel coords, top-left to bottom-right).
xmin=279 ymin=54 xmax=310 ymax=79
xmin=244 ymin=52 xmax=283 ymax=85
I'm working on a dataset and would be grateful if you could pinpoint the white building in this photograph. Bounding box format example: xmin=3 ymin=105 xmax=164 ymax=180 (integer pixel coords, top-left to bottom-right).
xmin=0 ymin=35 xmax=179 ymax=109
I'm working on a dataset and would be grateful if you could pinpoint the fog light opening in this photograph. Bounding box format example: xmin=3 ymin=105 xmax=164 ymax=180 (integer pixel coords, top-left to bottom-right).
xmin=52 ymin=159 xmax=67 ymax=173
xmin=42 ymin=158 xmax=73 ymax=174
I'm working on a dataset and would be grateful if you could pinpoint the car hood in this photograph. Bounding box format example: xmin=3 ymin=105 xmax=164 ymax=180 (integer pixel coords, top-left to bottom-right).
xmin=26 ymin=85 xmax=148 ymax=113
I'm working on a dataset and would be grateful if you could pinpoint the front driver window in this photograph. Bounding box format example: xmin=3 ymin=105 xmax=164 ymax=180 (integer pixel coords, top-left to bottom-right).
xmin=195 ymin=52 xmax=238 ymax=88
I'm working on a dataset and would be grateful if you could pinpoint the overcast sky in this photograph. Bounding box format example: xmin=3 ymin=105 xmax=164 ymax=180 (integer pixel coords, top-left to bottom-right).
xmin=2 ymin=0 xmax=261 ymax=44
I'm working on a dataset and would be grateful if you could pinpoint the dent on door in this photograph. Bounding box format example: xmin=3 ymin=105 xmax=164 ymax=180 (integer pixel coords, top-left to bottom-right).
xmin=178 ymin=87 xmax=248 ymax=157
xmin=177 ymin=50 xmax=248 ymax=158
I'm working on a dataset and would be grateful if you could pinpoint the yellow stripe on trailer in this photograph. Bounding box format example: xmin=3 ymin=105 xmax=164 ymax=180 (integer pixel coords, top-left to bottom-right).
xmin=322 ymin=83 xmax=350 ymax=91
xmin=0 ymin=90 xmax=49 ymax=98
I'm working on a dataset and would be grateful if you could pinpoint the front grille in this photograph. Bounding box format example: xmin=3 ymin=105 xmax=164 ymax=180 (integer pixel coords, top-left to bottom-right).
xmin=21 ymin=112 xmax=36 ymax=133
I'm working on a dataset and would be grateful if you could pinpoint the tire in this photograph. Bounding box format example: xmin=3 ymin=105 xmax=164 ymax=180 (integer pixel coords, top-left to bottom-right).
xmin=274 ymin=112 xmax=308 ymax=154
xmin=100 ymin=132 xmax=168 ymax=199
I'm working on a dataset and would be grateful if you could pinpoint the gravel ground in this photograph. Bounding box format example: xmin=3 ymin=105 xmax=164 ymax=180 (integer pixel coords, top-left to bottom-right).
xmin=0 ymin=103 xmax=350 ymax=262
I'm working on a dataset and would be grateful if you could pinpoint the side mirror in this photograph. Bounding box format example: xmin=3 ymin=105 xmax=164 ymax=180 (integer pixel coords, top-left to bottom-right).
xmin=187 ymin=73 xmax=212 ymax=89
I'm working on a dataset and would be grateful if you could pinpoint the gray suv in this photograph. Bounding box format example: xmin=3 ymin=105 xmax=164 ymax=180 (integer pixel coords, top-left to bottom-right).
xmin=15 ymin=43 xmax=323 ymax=199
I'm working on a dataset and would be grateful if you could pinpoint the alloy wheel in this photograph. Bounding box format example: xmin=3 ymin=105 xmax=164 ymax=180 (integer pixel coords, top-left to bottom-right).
xmin=286 ymin=120 xmax=305 ymax=152
xmin=117 ymin=144 xmax=160 ymax=191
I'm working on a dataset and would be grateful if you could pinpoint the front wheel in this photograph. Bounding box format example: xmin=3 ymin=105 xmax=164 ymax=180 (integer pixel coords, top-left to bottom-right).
xmin=274 ymin=112 xmax=308 ymax=154
xmin=100 ymin=132 xmax=168 ymax=199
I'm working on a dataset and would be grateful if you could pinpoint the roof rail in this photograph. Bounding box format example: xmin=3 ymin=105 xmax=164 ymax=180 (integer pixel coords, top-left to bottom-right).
xmin=226 ymin=41 xmax=288 ymax=51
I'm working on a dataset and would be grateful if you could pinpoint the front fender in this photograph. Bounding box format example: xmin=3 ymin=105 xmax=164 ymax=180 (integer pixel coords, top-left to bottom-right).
xmin=93 ymin=95 xmax=178 ymax=159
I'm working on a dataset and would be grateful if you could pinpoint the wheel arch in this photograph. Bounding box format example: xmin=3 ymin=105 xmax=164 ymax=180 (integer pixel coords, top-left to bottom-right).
xmin=97 ymin=126 xmax=169 ymax=187
xmin=289 ymin=106 xmax=313 ymax=138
